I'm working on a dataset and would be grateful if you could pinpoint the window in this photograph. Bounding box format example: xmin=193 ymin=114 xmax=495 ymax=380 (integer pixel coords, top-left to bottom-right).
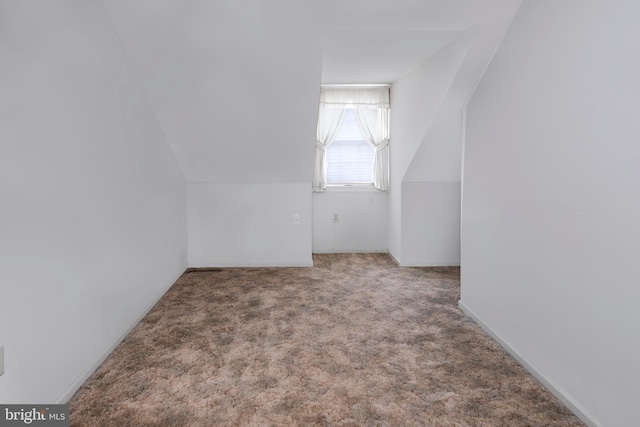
xmin=326 ymin=109 xmax=374 ymax=185
xmin=313 ymin=86 xmax=390 ymax=192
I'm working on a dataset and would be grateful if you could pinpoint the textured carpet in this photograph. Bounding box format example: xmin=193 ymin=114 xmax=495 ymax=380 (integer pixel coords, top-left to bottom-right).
xmin=70 ymin=253 xmax=584 ymax=426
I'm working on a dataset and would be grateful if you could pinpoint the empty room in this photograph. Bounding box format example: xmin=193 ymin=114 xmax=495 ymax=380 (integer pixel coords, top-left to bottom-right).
xmin=1 ymin=1 xmax=638 ymax=426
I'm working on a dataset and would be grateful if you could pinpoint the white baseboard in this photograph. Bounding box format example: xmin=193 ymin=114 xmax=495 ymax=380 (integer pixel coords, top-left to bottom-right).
xmin=312 ymin=250 xmax=389 ymax=254
xmin=457 ymin=300 xmax=600 ymax=427
xmin=189 ymin=260 xmax=314 ymax=268
xmin=389 ymin=252 xmax=401 ymax=267
xmin=400 ymin=261 xmax=461 ymax=267
xmin=387 ymin=250 xmax=460 ymax=267
xmin=55 ymin=271 xmax=184 ymax=404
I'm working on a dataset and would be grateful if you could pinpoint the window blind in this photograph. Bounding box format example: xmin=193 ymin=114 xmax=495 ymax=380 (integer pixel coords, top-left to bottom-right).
xmin=326 ymin=109 xmax=374 ymax=184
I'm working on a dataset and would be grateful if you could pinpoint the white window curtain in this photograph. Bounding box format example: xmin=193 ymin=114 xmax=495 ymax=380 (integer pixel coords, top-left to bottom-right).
xmin=354 ymin=108 xmax=390 ymax=191
xmin=312 ymin=108 xmax=345 ymax=192
xmin=313 ymin=86 xmax=390 ymax=192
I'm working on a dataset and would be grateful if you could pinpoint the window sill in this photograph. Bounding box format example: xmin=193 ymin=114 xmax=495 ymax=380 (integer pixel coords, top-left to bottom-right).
xmin=323 ymin=184 xmax=380 ymax=193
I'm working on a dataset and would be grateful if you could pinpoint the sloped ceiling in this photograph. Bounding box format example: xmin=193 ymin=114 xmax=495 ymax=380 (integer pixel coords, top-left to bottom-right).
xmin=321 ymin=30 xmax=464 ymax=84
xmin=102 ymin=0 xmax=522 ymax=182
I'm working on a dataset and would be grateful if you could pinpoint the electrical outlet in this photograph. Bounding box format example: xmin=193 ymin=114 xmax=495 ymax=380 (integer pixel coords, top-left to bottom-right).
xmin=332 ymin=213 xmax=339 ymax=223
xmin=293 ymin=213 xmax=300 ymax=225
xmin=0 ymin=345 xmax=4 ymax=376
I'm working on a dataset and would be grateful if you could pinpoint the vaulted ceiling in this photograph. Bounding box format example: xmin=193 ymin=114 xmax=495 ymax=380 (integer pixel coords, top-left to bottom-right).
xmin=102 ymin=0 xmax=522 ymax=182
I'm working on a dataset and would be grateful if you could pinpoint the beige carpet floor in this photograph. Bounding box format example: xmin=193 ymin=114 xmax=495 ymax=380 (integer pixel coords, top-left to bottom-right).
xmin=70 ymin=253 xmax=584 ymax=426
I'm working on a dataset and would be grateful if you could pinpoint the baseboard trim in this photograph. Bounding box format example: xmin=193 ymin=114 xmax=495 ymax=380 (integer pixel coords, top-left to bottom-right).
xmin=400 ymin=261 xmax=461 ymax=267
xmin=388 ymin=252 xmax=401 ymax=267
xmin=55 ymin=271 xmax=183 ymax=404
xmin=457 ymin=300 xmax=600 ymax=427
xmin=188 ymin=261 xmax=314 ymax=268
xmin=311 ymin=250 xmax=389 ymax=255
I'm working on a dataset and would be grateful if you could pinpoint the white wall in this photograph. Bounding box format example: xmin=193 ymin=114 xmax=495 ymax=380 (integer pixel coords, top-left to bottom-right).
xmin=312 ymin=190 xmax=388 ymax=253
xmin=400 ymin=182 xmax=460 ymax=266
xmin=102 ymin=1 xmax=325 ymax=269
xmin=0 ymin=1 xmax=187 ymax=404
xmin=390 ymin=41 xmax=467 ymax=188
xmin=389 ymin=40 xmax=467 ymax=265
xmin=189 ymin=183 xmax=312 ymax=267
xmin=461 ymin=1 xmax=640 ymax=426
xmin=400 ymin=105 xmax=463 ymax=266
xmin=102 ymin=0 xmax=324 ymax=184
xmin=404 ymin=106 xmax=462 ymax=183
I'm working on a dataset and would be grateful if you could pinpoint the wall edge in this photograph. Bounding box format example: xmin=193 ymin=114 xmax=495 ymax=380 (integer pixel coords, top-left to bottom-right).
xmin=458 ymin=299 xmax=601 ymax=427
xmin=56 ymin=269 xmax=185 ymax=404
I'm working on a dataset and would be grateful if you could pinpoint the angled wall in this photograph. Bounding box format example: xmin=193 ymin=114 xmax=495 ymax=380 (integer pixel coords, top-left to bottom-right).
xmin=104 ymin=0 xmax=325 ymax=267
xmin=389 ymin=40 xmax=467 ymax=265
xmin=401 ymin=100 xmax=463 ymax=266
xmin=462 ymin=1 xmax=640 ymax=426
xmin=0 ymin=1 xmax=187 ymax=403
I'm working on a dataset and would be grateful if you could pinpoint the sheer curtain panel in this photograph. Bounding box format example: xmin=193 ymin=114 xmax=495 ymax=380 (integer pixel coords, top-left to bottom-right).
xmin=354 ymin=108 xmax=390 ymax=191
xmin=313 ymin=108 xmax=345 ymax=192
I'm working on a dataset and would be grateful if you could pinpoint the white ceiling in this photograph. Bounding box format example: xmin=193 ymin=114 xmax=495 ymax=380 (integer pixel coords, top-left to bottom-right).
xmin=321 ymin=0 xmax=521 ymax=85
xmin=102 ymin=0 xmax=523 ymax=182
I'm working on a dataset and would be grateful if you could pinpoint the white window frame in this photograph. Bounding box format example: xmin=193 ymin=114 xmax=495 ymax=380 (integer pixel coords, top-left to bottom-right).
xmin=313 ymin=85 xmax=390 ymax=193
